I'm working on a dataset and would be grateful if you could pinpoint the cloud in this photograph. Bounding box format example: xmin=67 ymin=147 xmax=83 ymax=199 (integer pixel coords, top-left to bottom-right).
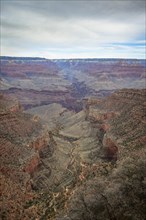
xmin=1 ymin=0 xmax=145 ymax=58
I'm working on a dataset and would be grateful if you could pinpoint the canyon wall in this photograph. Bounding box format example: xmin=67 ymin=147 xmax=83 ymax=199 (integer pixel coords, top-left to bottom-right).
xmin=0 ymin=57 xmax=145 ymax=111
xmin=0 ymin=94 xmax=51 ymax=219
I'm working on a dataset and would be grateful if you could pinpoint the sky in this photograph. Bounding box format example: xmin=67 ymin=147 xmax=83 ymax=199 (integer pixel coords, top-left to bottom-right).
xmin=1 ymin=0 xmax=146 ymax=59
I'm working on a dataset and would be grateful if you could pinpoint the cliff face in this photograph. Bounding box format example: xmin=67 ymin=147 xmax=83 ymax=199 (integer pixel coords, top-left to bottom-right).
xmin=0 ymin=57 xmax=75 ymax=110
xmin=88 ymin=89 xmax=146 ymax=158
xmin=0 ymin=94 xmax=50 ymax=219
xmin=53 ymin=89 xmax=146 ymax=220
xmin=0 ymin=102 xmax=50 ymax=176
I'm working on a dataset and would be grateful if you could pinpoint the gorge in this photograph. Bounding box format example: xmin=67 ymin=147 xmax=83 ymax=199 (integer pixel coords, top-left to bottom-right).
xmin=0 ymin=57 xmax=146 ymax=220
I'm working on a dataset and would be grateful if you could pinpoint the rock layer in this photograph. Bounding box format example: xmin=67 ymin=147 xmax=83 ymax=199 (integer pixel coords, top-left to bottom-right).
xmin=1 ymin=57 xmax=145 ymax=111
xmin=0 ymin=94 xmax=50 ymax=219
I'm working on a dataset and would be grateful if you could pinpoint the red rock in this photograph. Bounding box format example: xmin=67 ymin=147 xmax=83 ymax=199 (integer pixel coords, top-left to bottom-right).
xmin=23 ymin=153 xmax=40 ymax=175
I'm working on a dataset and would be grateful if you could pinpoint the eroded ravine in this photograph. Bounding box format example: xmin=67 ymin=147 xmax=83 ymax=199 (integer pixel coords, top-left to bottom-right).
xmin=1 ymin=89 xmax=146 ymax=219
xmin=27 ymin=101 xmax=111 ymax=219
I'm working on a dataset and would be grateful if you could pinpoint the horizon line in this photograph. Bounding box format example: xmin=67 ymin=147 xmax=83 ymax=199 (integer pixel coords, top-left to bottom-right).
xmin=0 ymin=55 xmax=145 ymax=60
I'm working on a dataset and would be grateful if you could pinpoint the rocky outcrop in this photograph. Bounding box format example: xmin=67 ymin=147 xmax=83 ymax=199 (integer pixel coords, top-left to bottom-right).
xmin=23 ymin=153 xmax=40 ymax=175
xmin=102 ymin=135 xmax=118 ymax=161
xmin=0 ymin=94 xmax=51 ymax=219
xmin=0 ymin=94 xmax=21 ymax=114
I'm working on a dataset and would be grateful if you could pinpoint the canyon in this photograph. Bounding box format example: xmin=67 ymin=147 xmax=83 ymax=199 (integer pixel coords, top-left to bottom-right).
xmin=0 ymin=57 xmax=146 ymax=220
xmin=0 ymin=57 xmax=145 ymax=110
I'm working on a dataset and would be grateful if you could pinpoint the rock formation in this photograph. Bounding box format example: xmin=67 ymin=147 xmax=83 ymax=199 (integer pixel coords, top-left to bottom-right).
xmin=0 ymin=94 xmax=50 ymax=219
xmin=34 ymin=89 xmax=146 ymax=220
xmin=0 ymin=56 xmax=146 ymax=220
xmin=0 ymin=57 xmax=145 ymax=111
xmin=54 ymin=89 xmax=146 ymax=220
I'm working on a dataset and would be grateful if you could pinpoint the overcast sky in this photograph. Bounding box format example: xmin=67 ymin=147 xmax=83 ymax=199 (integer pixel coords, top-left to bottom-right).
xmin=1 ymin=0 xmax=146 ymax=59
